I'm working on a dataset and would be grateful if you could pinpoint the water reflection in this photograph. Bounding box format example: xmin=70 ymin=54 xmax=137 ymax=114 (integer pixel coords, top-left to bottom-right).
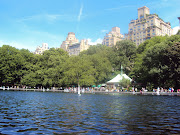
xmin=0 ymin=91 xmax=179 ymax=134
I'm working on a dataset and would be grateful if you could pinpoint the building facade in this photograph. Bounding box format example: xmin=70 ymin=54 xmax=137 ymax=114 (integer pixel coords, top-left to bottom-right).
xmin=125 ymin=6 xmax=173 ymax=46
xmin=60 ymin=32 xmax=79 ymax=51
xmin=34 ymin=43 xmax=49 ymax=55
xmin=60 ymin=32 xmax=89 ymax=55
xmin=102 ymin=27 xmax=124 ymax=47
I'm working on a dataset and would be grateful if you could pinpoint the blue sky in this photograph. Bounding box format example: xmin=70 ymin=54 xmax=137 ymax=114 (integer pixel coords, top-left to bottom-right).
xmin=0 ymin=0 xmax=179 ymax=51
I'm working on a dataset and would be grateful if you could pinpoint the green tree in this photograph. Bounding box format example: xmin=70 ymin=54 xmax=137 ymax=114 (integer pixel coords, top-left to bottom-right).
xmin=131 ymin=36 xmax=167 ymax=85
xmin=113 ymin=40 xmax=137 ymax=73
xmin=119 ymin=77 xmax=131 ymax=88
xmin=21 ymin=48 xmax=69 ymax=88
xmin=62 ymin=56 xmax=95 ymax=87
xmin=88 ymin=54 xmax=112 ymax=85
xmin=132 ymin=35 xmax=180 ymax=89
xmin=0 ymin=45 xmax=24 ymax=86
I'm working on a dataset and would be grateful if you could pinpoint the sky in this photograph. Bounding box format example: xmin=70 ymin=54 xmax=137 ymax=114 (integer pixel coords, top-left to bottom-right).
xmin=0 ymin=0 xmax=179 ymax=52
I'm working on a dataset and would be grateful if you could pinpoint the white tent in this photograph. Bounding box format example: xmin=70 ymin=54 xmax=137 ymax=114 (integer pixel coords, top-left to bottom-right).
xmin=107 ymin=74 xmax=132 ymax=84
xmin=106 ymin=74 xmax=132 ymax=89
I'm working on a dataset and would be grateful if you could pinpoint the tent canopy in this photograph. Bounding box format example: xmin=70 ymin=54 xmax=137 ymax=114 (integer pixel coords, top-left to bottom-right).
xmin=106 ymin=74 xmax=132 ymax=84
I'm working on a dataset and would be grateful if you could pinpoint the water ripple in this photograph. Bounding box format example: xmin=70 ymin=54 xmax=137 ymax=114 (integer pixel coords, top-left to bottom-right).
xmin=0 ymin=91 xmax=179 ymax=134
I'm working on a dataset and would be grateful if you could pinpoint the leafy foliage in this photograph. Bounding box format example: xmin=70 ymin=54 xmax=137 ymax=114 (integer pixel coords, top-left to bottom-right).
xmin=112 ymin=40 xmax=137 ymax=73
xmin=62 ymin=56 xmax=95 ymax=86
xmin=0 ymin=35 xmax=179 ymax=89
xmin=119 ymin=77 xmax=131 ymax=88
xmin=131 ymin=35 xmax=180 ymax=89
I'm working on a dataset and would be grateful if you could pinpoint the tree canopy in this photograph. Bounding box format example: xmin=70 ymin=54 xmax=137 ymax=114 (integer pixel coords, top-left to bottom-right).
xmin=0 ymin=35 xmax=179 ymax=89
xmin=131 ymin=35 xmax=180 ymax=89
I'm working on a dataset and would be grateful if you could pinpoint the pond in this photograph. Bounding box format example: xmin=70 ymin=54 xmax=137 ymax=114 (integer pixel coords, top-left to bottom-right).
xmin=0 ymin=91 xmax=179 ymax=134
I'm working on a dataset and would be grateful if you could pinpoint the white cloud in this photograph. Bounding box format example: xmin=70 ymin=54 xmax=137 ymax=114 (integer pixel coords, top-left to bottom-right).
xmin=106 ymin=5 xmax=135 ymax=11
xmin=78 ymin=4 xmax=83 ymax=22
xmin=18 ymin=14 xmax=65 ymax=23
xmin=0 ymin=40 xmax=35 ymax=52
xmin=173 ymin=26 xmax=179 ymax=35
xmin=101 ymin=29 xmax=108 ymax=33
xmin=87 ymin=38 xmax=103 ymax=45
xmin=0 ymin=29 xmax=65 ymax=52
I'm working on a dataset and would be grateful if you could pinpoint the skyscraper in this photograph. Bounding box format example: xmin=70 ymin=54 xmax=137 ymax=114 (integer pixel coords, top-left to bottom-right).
xmin=60 ymin=32 xmax=89 ymax=56
xmin=125 ymin=6 xmax=173 ymax=46
xmin=34 ymin=43 xmax=49 ymax=55
xmin=102 ymin=27 xmax=124 ymax=47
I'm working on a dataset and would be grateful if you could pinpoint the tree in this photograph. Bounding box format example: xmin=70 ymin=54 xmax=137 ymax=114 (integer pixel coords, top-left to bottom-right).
xmin=88 ymin=54 xmax=112 ymax=85
xmin=80 ymin=44 xmax=111 ymax=56
xmin=21 ymin=48 xmax=69 ymax=88
xmin=113 ymin=40 xmax=137 ymax=73
xmin=131 ymin=36 xmax=167 ymax=85
xmin=0 ymin=45 xmax=24 ymax=86
xmin=62 ymin=56 xmax=96 ymax=87
xmin=119 ymin=77 xmax=131 ymax=88
xmin=132 ymin=35 xmax=180 ymax=89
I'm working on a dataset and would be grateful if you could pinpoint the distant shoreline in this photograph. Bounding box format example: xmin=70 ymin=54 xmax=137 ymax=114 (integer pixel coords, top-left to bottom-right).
xmin=0 ymin=88 xmax=180 ymax=96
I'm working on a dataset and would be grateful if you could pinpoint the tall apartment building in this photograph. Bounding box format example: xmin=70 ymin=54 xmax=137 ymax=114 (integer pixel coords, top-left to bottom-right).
xmin=34 ymin=43 xmax=49 ymax=55
xmin=60 ymin=32 xmax=89 ymax=56
xmin=102 ymin=27 xmax=124 ymax=47
xmin=125 ymin=6 xmax=173 ymax=46
xmin=61 ymin=32 xmax=79 ymax=51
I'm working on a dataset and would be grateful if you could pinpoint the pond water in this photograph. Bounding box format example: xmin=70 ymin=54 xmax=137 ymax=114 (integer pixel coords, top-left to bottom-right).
xmin=0 ymin=91 xmax=179 ymax=134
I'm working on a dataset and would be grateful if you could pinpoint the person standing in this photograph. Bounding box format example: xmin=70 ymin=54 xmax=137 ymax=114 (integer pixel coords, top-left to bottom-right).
xmin=157 ymin=87 xmax=160 ymax=95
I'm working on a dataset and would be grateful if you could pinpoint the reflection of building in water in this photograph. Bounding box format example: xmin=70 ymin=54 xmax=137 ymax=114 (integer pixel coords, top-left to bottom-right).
xmin=60 ymin=32 xmax=89 ymax=56
xmin=34 ymin=43 xmax=49 ymax=55
xmin=125 ymin=6 xmax=173 ymax=46
xmin=102 ymin=27 xmax=124 ymax=47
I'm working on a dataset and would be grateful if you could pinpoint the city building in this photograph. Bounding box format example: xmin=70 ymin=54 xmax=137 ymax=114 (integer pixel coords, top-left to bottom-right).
xmin=60 ymin=32 xmax=79 ymax=51
xmin=60 ymin=32 xmax=89 ymax=56
xmin=34 ymin=43 xmax=49 ymax=55
xmin=125 ymin=6 xmax=173 ymax=46
xmin=102 ymin=27 xmax=124 ymax=47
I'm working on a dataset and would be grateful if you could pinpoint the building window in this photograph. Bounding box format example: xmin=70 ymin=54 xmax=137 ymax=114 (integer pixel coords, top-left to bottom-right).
xmin=140 ymin=15 xmax=144 ymax=19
